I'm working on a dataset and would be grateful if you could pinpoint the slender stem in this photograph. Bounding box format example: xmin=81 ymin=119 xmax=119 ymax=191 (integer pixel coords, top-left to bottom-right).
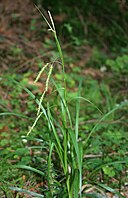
xmin=54 ymin=32 xmax=67 ymax=96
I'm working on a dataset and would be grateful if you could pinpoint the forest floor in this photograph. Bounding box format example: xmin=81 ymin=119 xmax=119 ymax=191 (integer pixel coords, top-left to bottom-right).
xmin=0 ymin=0 xmax=128 ymax=197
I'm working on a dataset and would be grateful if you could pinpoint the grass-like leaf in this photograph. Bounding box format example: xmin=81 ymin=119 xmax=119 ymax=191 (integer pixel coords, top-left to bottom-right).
xmin=0 ymin=112 xmax=29 ymax=119
xmin=97 ymin=183 xmax=125 ymax=198
xmin=8 ymin=186 xmax=44 ymax=198
xmin=12 ymin=165 xmax=44 ymax=176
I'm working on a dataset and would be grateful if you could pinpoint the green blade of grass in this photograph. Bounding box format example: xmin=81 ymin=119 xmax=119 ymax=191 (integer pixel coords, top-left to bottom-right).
xmin=47 ymin=103 xmax=66 ymax=173
xmin=47 ymin=141 xmax=54 ymax=195
xmin=97 ymin=183 xmax=125 ymax=198
xmin=20 ymin=82 xmax=55 ymax=136
xmin=70 ymin=169 xmax=79 ymax=198
xmin=0 ymin=112 xmax=29 ymax=119
xmin=63 ymin=128 xmax=68 ymax=174
xmin=47 ymin=103 xmax=63 ymax=152
xmin=85 ymin=101 xmax=128 ymax=145
xmin=83 ymin=193 xmax=107 ymax=198
xmin=8 ymin=186 xmax=44 ymax=198
xmin=52 ymin=78 xmax=73 ymax=128
xmin=68 ymin=129 xmax=81 ymax=170
xmin=74 ymin=170 xmax=79 ymax=198
xmin=69 ymin=96 xmax=103 ymax=115
xmin=75 ymin=80 xmax=82 ymax=140
xmin=8 ymin=78 xmax=49 ymax=120
xmin=11 ymin=165 xmax=44 ymax=176
xmin=68 ymin=129 xmax=83 ymax=197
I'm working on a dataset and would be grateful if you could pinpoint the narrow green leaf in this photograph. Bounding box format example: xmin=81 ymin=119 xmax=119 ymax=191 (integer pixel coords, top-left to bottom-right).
xmin=8 ymin=78 xmax=49 ymax=120
xmin=83 ymin=193 xmax=107 ymax=198
xmin=68 ymin=129 xmax=80 ymax=169
xmin=8 ymin=186 xmax=44 ymax=197
xmin=52 ymin=79 xmax=73 ymax=128
xmin=48 ymin=142 xmax=54 ymax=195
xmin=69 ymin=96 xmax=103 ymax=115
xmin=0 ymin=112 xmax=29 ymax=119
xmin=85 ymin=102 xmax=128 ymax=145
xmin=12 ymin=165 xmax=44 ymax=176
xmin=73 ymin=169 xmax=79 ymax=198
xmin=97 ymin=183 xmax=125 ymax=198
xmin=75 ymin=80 xmax=82 ymax=140
xmin=47 ymin=104 xmax=65 ymax=173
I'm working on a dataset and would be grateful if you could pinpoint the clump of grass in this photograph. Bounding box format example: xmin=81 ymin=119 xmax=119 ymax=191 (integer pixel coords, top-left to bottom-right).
xmin=5 ymin=7 xmax=127 ymax=198
xmin=27 ymin=7 xmax=83 ymax=197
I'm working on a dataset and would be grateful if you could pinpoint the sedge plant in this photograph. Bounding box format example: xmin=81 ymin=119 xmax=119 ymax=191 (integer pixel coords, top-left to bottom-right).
xmin=4 ymin=7 xmax=127 ymax=198
xmin=23 ymin=8 xmax=127 ymax=198
xmin=26 ymin=7 xmax=83 ymax=197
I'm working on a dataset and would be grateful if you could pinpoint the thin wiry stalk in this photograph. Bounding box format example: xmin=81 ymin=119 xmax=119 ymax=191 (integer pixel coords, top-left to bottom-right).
xmin=35 ymin=5 xmax=66 ymax=96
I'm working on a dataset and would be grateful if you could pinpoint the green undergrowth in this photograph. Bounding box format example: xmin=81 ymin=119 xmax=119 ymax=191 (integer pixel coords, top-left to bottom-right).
xmin=0 ymin=73 xmax=128 ymax=197
xmin=38 ymin=0 xmax=128 ymax=50
xmin=0 ymin=7 xmax=128 ymax=198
